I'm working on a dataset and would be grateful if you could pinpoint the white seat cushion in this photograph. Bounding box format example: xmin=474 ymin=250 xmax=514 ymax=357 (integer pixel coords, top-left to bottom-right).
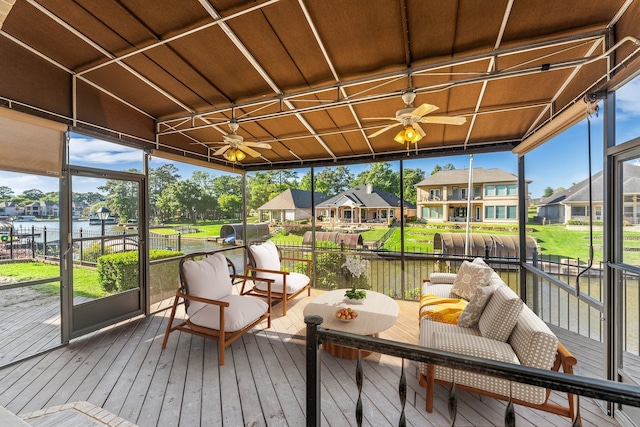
xmin=182 ymin=253 xmax=232 ymax=314
xmin=255 ymin=271 xmax=309 ymax=294
xmin=189 ymin=294 xmax=268 ymax=332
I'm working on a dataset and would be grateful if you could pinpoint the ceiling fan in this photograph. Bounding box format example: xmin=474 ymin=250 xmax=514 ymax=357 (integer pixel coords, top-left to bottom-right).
xmin=200 ymin=120 xmax=272 ymax=162
xmin=366 ymin=91 xmax=467 ymax=144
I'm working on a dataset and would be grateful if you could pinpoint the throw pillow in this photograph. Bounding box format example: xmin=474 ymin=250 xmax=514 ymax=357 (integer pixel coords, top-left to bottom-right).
xmin=457 ymin=284 xmax=500 ymax=328
xmin=478 ymin=285 xmax=524 ymax=341
xmin=450 ymin=260 xmax=493 ymax=301
xmin=472 ymin=257 xmax=488 ymax=266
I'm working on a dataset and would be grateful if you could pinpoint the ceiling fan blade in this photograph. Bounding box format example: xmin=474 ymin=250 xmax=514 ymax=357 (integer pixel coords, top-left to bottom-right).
xmin=199 ymin=141 xmax=227 ymax=145
xmin=362 ymin=117 xmax=398 ymax=121
xmin=421 ymin=116 xmax=467 ymax=125
xmin=213 ymin=145 xmax=230 ymax=156
xmin=413 ymin=123 xmax=426 ymax=137
xmin=368 ymin=123 xmax=401 ymax=138
xmin=411 ymin=103 xmax=439 ymax=117
xmin=241 ymin=146 xmax=261 ymax=157
xmin=243 ymin=141 xmax=272 ymax=149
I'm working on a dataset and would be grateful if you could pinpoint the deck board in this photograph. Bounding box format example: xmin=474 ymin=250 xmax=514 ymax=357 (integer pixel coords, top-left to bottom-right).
xmin=0 ymin=289 xmax=624 ymax=426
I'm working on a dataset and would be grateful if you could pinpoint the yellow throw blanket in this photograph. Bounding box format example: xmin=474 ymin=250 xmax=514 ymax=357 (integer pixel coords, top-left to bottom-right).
xmin=419 ymin=293 xmax=468 ymax=324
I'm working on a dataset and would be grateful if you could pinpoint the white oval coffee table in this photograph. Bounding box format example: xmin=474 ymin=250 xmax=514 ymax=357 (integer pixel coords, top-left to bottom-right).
xmin=303 ymin=289 xmax=399 ymax=359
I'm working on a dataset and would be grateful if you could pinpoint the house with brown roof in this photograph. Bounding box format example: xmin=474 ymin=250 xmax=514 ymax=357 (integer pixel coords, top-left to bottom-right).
xmin=415 ymin=168 xmax=526 ymax=223
xmin=316 ymin=184 xmax=416 ymax=224
xmin=256 ymin=188 xmax=329 ymax=222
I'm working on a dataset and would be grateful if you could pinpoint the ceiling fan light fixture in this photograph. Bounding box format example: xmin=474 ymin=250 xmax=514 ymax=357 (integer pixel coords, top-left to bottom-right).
xmin=404 ymin=126 xmax=416 ymax=140
xmin=223 ymin=147 xmax=247 ymax=162
xmin=224 ymin=148 xmax=237 ymax=162
xmin=394 ymin=129 xmax=406 ymax=144
xmin=409 ymin=128 xmax=423 ymax=143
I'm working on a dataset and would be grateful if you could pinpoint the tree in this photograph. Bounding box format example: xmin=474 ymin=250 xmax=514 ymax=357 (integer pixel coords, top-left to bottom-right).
xmin=431 ymin=163 xmax=455 ymax=175
xmin=42 ymin=191 xmax=59 ymax=204
xmin=246 ymin=171 xmax=290 ymax=211
xmin=402 ymin=167 xmax=426 ymax=205
xmin=21 ymin=189 xmax=45 ymax=200
xmin=211 ymin=175 xmax=242 ymax=197
xmin=156 ymin=185 xmax=181 ymax=222
xmin=189 ymin=171 xmax=218 ymax=220
xmin=73 ymin=192 xmax=105 ymax=206
xmin=352 ymin=162 xmax=399 ymax=196
xmin=218 ymin=194 xmax=242 ymax=218
xmin=300 ymin=166 xmax=354 ymax=196
xmin=0 ymin=186 xmax=14 ymax=201
xmin=543 ymin=186 xmax=554 ymax=197
xmin=98 ymin=169 xmax=141 ymax=220
xmin=149 ymin=164 xmax=180 ymax=219
xmin=271 ymin=170 xmax=299 ymax=193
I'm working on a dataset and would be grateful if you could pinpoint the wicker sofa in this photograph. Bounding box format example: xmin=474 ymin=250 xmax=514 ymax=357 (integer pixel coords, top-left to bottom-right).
xmin=418 ymin=262 xmax=578 ymax=420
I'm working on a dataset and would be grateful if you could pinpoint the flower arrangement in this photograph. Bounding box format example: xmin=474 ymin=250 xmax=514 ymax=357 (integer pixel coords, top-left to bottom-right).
xmin=343 ymin=256 xmax=369 ymax=300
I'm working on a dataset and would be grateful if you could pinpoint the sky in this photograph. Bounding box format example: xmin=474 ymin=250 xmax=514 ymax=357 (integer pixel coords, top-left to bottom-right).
xmin=1 ymin=77 xmax=639 ymax=199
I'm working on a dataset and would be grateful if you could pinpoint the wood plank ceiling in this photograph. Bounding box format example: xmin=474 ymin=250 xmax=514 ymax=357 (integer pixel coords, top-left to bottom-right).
xmin=1 ymin=0 xmax=639 ymax=171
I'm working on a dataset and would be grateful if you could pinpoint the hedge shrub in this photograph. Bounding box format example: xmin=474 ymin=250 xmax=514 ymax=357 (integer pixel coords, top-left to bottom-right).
xmin=97 ymin=249 xmax=183 ymax=293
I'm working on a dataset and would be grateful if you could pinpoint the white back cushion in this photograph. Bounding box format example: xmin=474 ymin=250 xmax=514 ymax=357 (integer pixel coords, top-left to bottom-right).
xmin=250 ymin=241 xmax=281 ymax=272
xmin=182 ymin=253 xmax=232 ymax=314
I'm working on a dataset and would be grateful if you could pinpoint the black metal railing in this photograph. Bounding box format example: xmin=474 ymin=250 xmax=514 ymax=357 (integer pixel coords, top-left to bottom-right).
xmin=305 ymin=316 xmax=640 ymax=427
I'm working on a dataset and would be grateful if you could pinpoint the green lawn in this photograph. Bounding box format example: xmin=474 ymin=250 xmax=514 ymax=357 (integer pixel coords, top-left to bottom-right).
xmin=0 ymin=262 xmax=106 ymax=298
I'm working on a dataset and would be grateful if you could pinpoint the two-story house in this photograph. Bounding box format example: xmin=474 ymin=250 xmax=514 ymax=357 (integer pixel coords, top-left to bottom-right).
xmin=24 ymin=201 xmax=59 ymax=218
xmin=415 ymin=168 xmax=525 ymax=223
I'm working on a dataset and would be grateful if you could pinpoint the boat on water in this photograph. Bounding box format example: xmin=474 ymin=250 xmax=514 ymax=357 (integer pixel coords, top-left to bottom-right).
xmin=89 ymin=217 xmax=118 ymax=225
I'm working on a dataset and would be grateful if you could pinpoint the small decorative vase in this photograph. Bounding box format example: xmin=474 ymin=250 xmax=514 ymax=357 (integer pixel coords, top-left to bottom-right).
xmin=344 ymin=297 xmax=366 ymax=305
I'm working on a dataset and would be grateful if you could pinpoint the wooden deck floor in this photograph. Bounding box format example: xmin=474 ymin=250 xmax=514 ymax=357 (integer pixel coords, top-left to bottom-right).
xmin=0 ymin=289 xmax=621 ymax=426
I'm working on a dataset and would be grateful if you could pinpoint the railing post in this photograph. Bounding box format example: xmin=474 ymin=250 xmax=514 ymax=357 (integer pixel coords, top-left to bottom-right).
xmin=43 ymin=226 xmax=47 ymax=260
xmin=178 ymin=233 xmax=181 ymax=251
xmin=305 ymin=315 xmax=323 ymax=427
xmin=31 ymin=225 xmax=36 ymax=258
xmin=79 ymin=228 xmax=84 ymax=266
xmin=9 ymin=226 xmax=13 ymax=259
xmin=532 ymin=248 xmax=539 ymax=314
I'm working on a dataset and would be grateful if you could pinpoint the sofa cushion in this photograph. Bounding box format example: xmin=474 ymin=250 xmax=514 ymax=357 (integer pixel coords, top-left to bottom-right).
xmin=182 ymin=253 xmax=233 ymax=315
xmin=478 ymin=285 xmax=523 ymax=341
xmin=432 ymin=332 xmax=519 ymax=364
xmin=429 ymin=331 xmax=548 ymax=404
xmin=457 ymin=284 xmax=500 ymax=328
xmin=451 ymin=260 xmax=493 ymax=301
xmin=509 ymin=306 xmax=559 ymax=369
xmin=421 ymin=281 xmax=457 ymax=298
xmin=428 ymin=272 xmax=457 ymax=285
